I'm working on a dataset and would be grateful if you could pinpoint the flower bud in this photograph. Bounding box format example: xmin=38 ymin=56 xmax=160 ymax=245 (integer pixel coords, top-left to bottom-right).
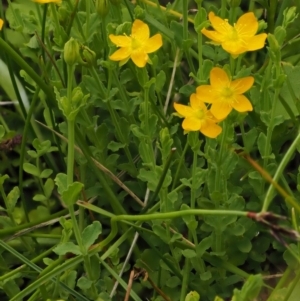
xmin=64 ymin=38 xmax=81 ymax=66
xmin=283 ymin=6 xmax=297 ymax=28
xmin=96 ymin=0 xmax=109 ymax=17
xmin=134 ymin=6 xmax=145 ymax=20
xmin=82 ymin=48 xmax=96 ymax=67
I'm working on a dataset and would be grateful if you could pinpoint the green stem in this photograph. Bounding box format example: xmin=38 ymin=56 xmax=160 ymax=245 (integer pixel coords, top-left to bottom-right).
xmin=262 ymin=87 xmax=280 ymax=183
xmin=215 ymin=121 xmax=228 ymax=194
xmin=221 ymin=0 xmax=227 ymax=18
xmin=50 ymin=3 xmax=62 ymax=40
xmin=267 ymin=0 xmax=278 ymax=33
xmin=180 ymin=258 xmax=190 ymax=301
xmin=261 ymin=129 xmax=300 ymax=212
xmin=172 ymin=138 xmax=189 ymax=190
xmin=66 ymin=64 xmax=98 ymax=297
xmin=182 ymin=0 xmax=188 ymax=40
xmin=85 ymin=0 xmax=90 ymax=41
xmin=19 ymin=89 xmax=41 ymax=222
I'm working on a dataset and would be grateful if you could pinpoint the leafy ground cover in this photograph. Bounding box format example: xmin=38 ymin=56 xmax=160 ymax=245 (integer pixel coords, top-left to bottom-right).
xmin=1 ymin=0 xmax=300 ymax=300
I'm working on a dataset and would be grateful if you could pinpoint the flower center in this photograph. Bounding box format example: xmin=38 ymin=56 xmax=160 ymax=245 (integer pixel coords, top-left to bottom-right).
xmin=131 ymin=38 xmax=142 ymax=50
xmin=194 ymin=108 xmax=205 ymax=120
xmin=228 ymin=27 xmax=239 ymax=41
xmin=221 ymin=87 xmax=234 ymax=100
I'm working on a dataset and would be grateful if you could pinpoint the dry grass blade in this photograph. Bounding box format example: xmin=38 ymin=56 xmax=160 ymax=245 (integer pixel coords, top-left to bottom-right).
xmin=35 ymin=120 xmax=145 ymax=207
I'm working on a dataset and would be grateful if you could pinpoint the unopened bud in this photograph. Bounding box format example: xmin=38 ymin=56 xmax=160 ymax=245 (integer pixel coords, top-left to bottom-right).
xmin=96 ymin=0 xmax=110 ymax=17
xmin=64 ymin=38 xmax=81 ymax=66
xmin=82 ymin=48 xmax=96 ymax=67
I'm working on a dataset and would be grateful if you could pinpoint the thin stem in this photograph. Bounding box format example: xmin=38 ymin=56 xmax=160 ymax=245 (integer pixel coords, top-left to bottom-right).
xmin=172 ymin=138 xmax=189 ymax=190
xmin=261 ymin=129 xmax=300 ymax=212
xmin=66 ymin=63 xmax=98 ymax=297
xmin=85 ymin=0 xmax=90 ymax=41
xmin=180 ymin=258 xmax=190 ymax=301
xmin=221 ymin=0 xmax=227 ymax=18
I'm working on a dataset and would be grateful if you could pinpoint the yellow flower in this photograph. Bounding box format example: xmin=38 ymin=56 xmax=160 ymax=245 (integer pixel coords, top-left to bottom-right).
xmin=32 ymin=0 xmax=62 ymax=3
xmin=201 ymin=12 xmax=267 ymax=56
xmin=196 ymin=67 xmax=254 ymax=120
xmin=0 ymin=19 xmax=3 ymax=30
xmin=174 ymin=96 xmax=222 ymax=138
xmin=109 ymin=19 xmax=162 ymax=68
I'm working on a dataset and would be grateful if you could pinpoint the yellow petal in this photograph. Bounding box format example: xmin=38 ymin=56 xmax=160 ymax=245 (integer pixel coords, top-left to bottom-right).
xmin=201 ymin=29 xmax=224 ymax=43
xmin=190 ymin=93 xmax=207 ymax=111
xmin=235 ymin=12 xmax=258 ymax=37
xmin=232 ymin=95 xmax=253 ymax=112
xmin=0 ymin=19 xmax=3 ymax=30
xmin=143 ymin=34 xmax=162 ymax=53
xmin=196 ymin=85 xmax=218 ymax=103
xmin=210 ymin=67 xmax=230 ymax=88
xmin=109 ymin=47 xmax=131 ymax=61
xmin=131 ymin=19 xmax=149 ymax=43
xmin=211 ymin=103 xmax=232 ymax=119
xmin=247 ymin=34 xmax=268 ymax=51
xmin=208 ymin=12 xmax=232 ymax=35
xmin=200 ymin=120 xmax=222 ymax=138
xmin=109 ymin=34 xmax=131 ymax=47
xmin=131 ymin=51 xmax=148 ymax=67
xmin=182 ymin=117 xmax=201 ymax=131
xmin=222 ymin=40 xmax=247 ymax=55
xmin=231 ymin=76 xmax=254 ymax=94
xmin=174 ymin=103 xmax=194 ymax=118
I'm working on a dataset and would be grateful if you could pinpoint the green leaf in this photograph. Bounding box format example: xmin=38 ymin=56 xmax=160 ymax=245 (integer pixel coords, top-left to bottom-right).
xmin=182 ymin=249 xmax=197 ymax=259
xmin=60 ymin=270 xmax=77 ymax=300
xmin=77 ymin=276 xmax=93 ymax=290
xmin=170 ymin=21 xmax=183 ymax=47
xmin=283 ymin=244 xmax=300 ymax=269
xmin=39 ymin=169 xmax=53 ymax=178
xmin=155 ymin=70 xmax=166 ymax=92
xmin=166 ymin=276 xmax=181 ymax=288
xmin=107 ymin=141 xmax=125 ymax=152
xmin=194 ymin=7 xmax=208 ymax=31
xmin=200 ymin=271 xmax=212 ymax=281
xmin=244 ymin=128 xmax=258 ymax=152
xmin=23 ymin=163 xmax=40 ymax=177
xmin=196 ymin=236 xmax=212 ymax=257
xmin=82 ymin=221 xmax=102 ymax=251
xmin=152 ymin=224 xmax=169 ymax=243
xmin=0 ymin=174 xmax=9 ymax=186
xmin=53 ymin=242 xmax=81 ymax=256
xmin=55 ymin=174 xmax=68 ymax=194
xmin=6 ymin=187 xmax=20 ymax=213
xmin=32 ymin=138 xmax=52 ymax=156
xmin=0 ymin=125 xmax=5 ymax=139
xmin=257 ymin=132 xmax=274 ymax=159
xmin=159 ymin=127 xmax=173 ymax=164
xmin=236 ymin=238 xmax=252 ymax=253
xmin=33 ymin=194 xmax=47 ymax=202
xmin=44 ymin=178 xmax=54 ymax=198
xmin=61 ymin=182 xmax=84 ymax=206
xmin=232 ymin=274 xmax=263 ymax=301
